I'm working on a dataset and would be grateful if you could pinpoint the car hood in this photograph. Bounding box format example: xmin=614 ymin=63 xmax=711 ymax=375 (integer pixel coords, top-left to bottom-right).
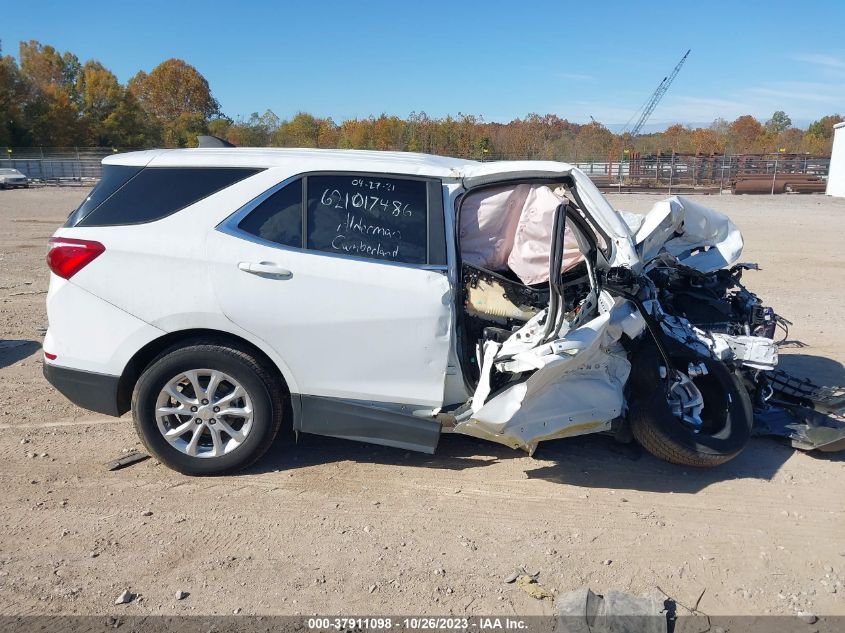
xmin=625 ymin=195 xmax=744 ymax=272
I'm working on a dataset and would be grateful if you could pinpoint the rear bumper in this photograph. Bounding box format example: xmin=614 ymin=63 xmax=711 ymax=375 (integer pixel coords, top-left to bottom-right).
xmin=43 ymin=362 xmax=122 ymax=416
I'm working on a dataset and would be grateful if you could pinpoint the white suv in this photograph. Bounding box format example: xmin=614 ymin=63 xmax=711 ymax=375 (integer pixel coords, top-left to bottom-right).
xmin=44 ymin=148 xmax=765 ymax=475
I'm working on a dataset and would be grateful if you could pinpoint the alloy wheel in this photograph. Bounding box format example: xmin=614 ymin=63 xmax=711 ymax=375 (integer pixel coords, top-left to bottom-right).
xmin=154 ymin=369 xmax=254 ymax=458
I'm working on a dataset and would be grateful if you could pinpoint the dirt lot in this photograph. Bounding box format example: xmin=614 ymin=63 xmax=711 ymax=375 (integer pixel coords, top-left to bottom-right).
xmin=0 ymin=187 xmax=844 ymax=618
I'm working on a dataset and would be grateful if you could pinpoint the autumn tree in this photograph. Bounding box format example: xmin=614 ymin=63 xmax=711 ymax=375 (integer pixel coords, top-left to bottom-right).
xmin=78 ymin=61 xmax=121 ymax=123
xmin=273 ymin=112 xmax=322 ymax=147
xmin=206 ymin=116 xmax=232 ymax=140
xmin=371 ymin=114 xmax=406 ymax=151
xmin=77 ymin=60 xmax=151 ymax=146
xmin=777 ymin=127 xmax=804 ymax=153
xmin=661 ymin=124 xmax=692 ymax=154
xmin=337 ymin=117 xmax=372 ymax=149
xmin=728 ymin=115 xmax=765 ymax=153
xmin=765 ymin=111 xmax=792 ymax=134
xmin=0 ymin=44 xmax=29 ymax=146
xmin=18 ymin=40 xmax=85 ymax=145
xmin=802 ymin=114 xmax=843 ymax=154
xmin=217 ymin=110 xmax=281 ymax=146
xmin=574 ymin=121 xmax=614 ymax=161
xmin=405 ymin=111 xmax=433 ymax=153
xmin=806 ymin=114 xmax=843 ymax=140
xmin=19 ymin=40 xmax=81 ymax=100
xmin=128 ymin=59 xmax=219 ymax=147
xmin=690 ymin=127 xmax=725 ymax=154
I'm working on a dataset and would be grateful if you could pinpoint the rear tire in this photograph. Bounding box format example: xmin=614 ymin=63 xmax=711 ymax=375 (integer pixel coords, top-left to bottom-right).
xmin=627 ymin=340 xmax=753 ymax=467
xmin=132 ymin=340 xmax=283 ymax=475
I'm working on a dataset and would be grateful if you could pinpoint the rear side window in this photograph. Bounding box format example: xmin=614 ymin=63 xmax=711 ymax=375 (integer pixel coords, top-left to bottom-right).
xmin=237 ymin=180 xmax=302 ymax=248
xmin=74 ymin=167 xmax=262 ymax=227
xmin=306 ymin=175 xmax=428 ymax=265
xmin=65 ymin=165 xmax=141 ymax=227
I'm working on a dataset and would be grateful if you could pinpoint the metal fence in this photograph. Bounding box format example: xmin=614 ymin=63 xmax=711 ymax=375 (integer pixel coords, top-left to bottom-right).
xmin=1 ymin=148 xmax=831 ymax=194
xmin=577 ymin=154 xmax=830 ymax=193
xmin=2 ymin=147 xmax=115 ymax=185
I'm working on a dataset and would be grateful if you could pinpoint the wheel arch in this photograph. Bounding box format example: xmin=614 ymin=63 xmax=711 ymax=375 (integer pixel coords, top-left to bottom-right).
xmin=116 ymin=328 xmax=294 ymax=416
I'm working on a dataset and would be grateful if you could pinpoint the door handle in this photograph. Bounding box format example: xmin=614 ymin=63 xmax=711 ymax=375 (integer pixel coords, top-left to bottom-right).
xmin=238 ymin=261 xmax=293 ymax=279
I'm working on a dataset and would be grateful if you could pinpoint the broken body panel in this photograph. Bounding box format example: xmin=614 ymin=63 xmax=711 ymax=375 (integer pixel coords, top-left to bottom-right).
xmin=446 ymin=164 xmax=844 ymax=455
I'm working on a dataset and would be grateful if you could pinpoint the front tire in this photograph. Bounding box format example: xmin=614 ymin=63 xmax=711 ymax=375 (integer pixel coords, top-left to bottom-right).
xmin=132 ymin=340 xmax=283 ymax=475
xmin=627 ymin=340 xmax=753 ymax=467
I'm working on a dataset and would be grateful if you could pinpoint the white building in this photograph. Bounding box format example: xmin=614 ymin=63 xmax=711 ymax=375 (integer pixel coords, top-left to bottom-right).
xmin=828 ymin=121 xmax=845 ymax=197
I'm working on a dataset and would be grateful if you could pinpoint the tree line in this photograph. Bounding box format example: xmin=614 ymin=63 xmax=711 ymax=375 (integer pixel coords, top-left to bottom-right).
xmin=1 ymin=40 xmax=841 ymax=160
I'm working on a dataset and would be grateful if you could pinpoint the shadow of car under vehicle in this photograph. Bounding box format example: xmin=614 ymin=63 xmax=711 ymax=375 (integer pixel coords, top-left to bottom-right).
xmin=249 ymin=430 xmax=513 ymax=475
xmin=0 ymin=340 xmax=41 ymax=369
xmin=247 ymin=423 xmax=803 ymax=493
xmin=525 ymin=435 xmax=797 ymax=493
xmin=777 ymin=353 xmax=845 ymax=388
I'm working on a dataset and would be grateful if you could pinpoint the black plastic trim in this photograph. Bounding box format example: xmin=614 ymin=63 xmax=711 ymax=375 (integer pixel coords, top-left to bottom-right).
xmin=43 ymin=363 xmax=122 ymax=417
xmin=427 ymin=180 xmax=447 ymax=266
xmin=296 ymin=395 xmax=440 ymax=454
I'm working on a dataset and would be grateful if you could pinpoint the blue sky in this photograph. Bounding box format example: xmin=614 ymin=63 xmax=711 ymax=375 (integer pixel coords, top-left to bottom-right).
xmin=2 ymin=0 xmax=844 ymax=129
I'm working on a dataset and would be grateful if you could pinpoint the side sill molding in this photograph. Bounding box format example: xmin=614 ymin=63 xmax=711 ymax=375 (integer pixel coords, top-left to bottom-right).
xmin=295 ymin=395 xmax=440 ymax=454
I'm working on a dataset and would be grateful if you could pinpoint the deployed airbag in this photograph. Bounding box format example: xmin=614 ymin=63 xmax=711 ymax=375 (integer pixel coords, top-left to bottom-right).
xmin=460 ymin=184 xmax=584 ymax=285
xmin=509 ymin=186 xmax=584 ymax=285
xmin=460 ymin=184 xmax=530 ymax=271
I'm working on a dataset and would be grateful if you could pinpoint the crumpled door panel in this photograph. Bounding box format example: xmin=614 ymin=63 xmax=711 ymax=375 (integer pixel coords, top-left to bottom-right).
xmin=454 ymin=300 xmax=644 ymax=454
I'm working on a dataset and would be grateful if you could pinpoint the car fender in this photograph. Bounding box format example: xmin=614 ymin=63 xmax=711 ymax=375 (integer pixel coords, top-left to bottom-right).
xmin=147 ymin=312 xmax=302 ymax=395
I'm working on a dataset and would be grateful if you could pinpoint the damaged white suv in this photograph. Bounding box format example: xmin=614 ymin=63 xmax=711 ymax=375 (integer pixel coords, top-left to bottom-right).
xmin=45 ymin=148 xmax=792 ymax=475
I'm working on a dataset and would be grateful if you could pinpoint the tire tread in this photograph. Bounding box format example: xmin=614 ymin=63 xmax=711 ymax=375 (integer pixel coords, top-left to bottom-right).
xmin=630 ymin=399 xmax=738 ymax=467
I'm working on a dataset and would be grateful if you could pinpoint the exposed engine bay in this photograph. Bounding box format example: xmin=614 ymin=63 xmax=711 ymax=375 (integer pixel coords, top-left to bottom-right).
xmin=648 ymin=255 xmax=845 ymax=452
xmin=447 ymin=181 xmax=845 ymax=462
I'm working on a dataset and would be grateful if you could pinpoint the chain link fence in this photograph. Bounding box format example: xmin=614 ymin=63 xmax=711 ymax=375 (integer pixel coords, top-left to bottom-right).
xmin=2 ymin=148 xmax=831 ymax=194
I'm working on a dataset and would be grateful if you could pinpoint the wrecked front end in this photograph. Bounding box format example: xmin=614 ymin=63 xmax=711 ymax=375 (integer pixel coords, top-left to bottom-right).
xmin=447 ymin=177 xmax=845 ymax=462
xmin=447 ymin=178 xmax=750 ymax=465
xmin=646 ymin=250 xmax=845 ymax=453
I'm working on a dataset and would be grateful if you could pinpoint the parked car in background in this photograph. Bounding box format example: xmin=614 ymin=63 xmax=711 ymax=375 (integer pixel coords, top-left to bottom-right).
xmin=0 ymin=168 xmax=29 ymax=189
xmin=42 ymin=148 xmax=844 ymax=476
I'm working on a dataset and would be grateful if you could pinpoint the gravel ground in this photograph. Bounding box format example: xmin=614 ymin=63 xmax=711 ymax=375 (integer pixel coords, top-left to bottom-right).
xmin=0 ymin=186 xmax=843 ymax=618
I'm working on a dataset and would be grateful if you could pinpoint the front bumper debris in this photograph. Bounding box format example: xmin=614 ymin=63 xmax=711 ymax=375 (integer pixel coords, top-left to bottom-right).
xmin=752 ymin=369 xmax=845 ymax=451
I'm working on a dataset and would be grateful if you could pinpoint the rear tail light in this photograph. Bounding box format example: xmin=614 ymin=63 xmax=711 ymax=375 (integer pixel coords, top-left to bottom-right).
xmin=47 ymin=237 xmax=105 ymax=279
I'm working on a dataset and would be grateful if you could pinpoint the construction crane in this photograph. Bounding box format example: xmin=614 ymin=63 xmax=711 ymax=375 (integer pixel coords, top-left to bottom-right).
xmin=623 ymin=49 xmax=691 ymax=137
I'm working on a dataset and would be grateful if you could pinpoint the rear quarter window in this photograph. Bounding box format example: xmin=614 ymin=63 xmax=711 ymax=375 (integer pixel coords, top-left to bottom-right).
xmin=73 ymin=167 xmax=262 ymax=227
xmin=65 ymin=165 xmax=141 ymax=227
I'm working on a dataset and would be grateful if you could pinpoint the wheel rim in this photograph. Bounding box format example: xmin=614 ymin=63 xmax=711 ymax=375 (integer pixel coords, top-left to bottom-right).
xmin=666 ymin=370 xmax=705 ymax=431
xmin=154 ymin=369 xmax=254 ymax=458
